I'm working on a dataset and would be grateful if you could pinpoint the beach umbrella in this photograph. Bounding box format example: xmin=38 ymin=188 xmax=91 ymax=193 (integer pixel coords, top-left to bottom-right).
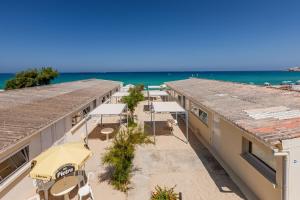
xmin=30 ymin=142 xmax=92 ymax=181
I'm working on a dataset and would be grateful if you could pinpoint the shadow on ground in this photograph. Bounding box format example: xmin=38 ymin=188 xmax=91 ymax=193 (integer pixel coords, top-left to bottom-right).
xmin=176 ymin=116 xmax=246 ymax=198
xmin=88 ymin=123 xmax=120 ymax=141
xmin=144 ymin=121 xmax=172 ymax=136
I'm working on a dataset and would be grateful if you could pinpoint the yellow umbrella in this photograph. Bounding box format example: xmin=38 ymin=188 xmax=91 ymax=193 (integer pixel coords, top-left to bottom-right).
xmin=30 ymin=142 xmax=92 ymax=181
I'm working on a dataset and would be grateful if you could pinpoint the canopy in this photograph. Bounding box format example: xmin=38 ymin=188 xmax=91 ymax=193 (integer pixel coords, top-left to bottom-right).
xmin=112 ymin=92 xmax=129 ymax=103
xmin=151 ymin=101 xmax=188 ymax=143
xmin=85 ymin=103 xmax=128 ymax=144
xmin=152 ymin=102 xmax=185 ymax=113
xmin=30 ymin=142 xmax=92 ymax=181
xmin=160 ymin=84 xmax=167 ymax=88
xmin=89 ymin=103 xmax=127 ymax=116
xmin=112 ymin=91 xmax=129 ymax=97
xmin=148 ymin=90 xmax=169 ymax=97
xmin=121 ymin=84 xmax=134 ymax=91
xmin=147 ymin=90 xmax=170 ymax=106
xmin=125 ymin=84 xmax=134 ymax=88
xmin=148 ymin=85 xmax=161 ymax=89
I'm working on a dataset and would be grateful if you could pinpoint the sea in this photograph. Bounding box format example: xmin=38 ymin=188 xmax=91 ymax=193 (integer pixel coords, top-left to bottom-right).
xmin=1 ymin=71 xmax=300 ymax=89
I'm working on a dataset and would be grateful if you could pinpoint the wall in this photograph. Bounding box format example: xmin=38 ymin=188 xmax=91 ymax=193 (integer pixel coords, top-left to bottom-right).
xmin=188 ymin=108 xmax=211 ymax=145
xmin=216 ymin=118 xmax=282 ymax=200
xmin=282 ymin=137 xmax=300 ymax=200
xmin=53 ymin=118 xmax=66 ymax=141
xmin=29 ymin=134 xmax=42 ymax=160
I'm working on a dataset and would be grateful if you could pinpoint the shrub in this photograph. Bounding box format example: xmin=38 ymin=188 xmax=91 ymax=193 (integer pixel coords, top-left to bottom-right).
xmin=102 ymin=126 xmax=152 ymax=192
xmin=122 ymin=85 xmax=144 ymax=120
xmin=5 ymin=67 xmax=58 ymax=90
xmin=151 ymin=185 xmax=179 ymax=200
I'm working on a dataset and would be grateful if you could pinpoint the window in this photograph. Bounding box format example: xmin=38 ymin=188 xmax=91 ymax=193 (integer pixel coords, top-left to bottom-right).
xmin=72 ymin=111 xmax=82 ymax=127
xmin=82 ymin=106 xmax=91 ymax=117
xmin=242 ymin=139 xmax=276 ymax=183
xmin=93 ymin=99 xmax=97 ymax=108
xmin=177 ymin=95 xmax=182 ymax=103
xmin=190 ymin=102 xmax=208 ymax=125
xmin=249 ymin=142 xmax=276 ymax=171
xmin=0 ymin=147 xmax=29 ymax=184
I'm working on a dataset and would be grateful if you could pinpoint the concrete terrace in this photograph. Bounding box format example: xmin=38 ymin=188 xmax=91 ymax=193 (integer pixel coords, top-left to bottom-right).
xmin=2 ymin=99 xmax=245 ymax=200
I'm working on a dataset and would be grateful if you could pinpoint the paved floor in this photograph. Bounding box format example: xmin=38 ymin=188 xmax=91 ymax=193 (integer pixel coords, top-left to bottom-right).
xmin=128 ymin=100 xmax=245 ymax=200
xmin=2 ymin=99 xmax=245 ymax=200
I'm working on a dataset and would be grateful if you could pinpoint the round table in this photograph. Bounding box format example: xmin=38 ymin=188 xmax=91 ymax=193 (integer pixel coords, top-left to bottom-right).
xmin=50 ymin=176 xmax=78 ymax=200
xmin=101 ymin=128 xmax=114 ymax=141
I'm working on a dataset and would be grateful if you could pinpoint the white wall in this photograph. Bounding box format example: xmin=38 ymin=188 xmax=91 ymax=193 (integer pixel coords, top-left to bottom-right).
xmin=53 ymin=118 xmax=65 ymax=142
xmin=285 ymin=138 xmax=300 ymax=200
xmin=65 ymin=115 xmax=72 ymax=131
xmin=29 ymin=134 xmax=42 ymax=160
xmin=40 ymin=127 xmax=53 ymax=151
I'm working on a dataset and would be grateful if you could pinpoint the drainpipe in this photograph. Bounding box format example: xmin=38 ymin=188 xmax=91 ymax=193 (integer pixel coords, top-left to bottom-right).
xmin=273 ymin=149 xmax=289 ymax=200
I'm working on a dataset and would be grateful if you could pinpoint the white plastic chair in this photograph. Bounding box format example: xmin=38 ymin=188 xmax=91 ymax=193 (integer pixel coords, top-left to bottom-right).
xmin=78 ymin=172 xmax=95 ymax=200
xmin=27 ymin=194 xmax=40 ymax=200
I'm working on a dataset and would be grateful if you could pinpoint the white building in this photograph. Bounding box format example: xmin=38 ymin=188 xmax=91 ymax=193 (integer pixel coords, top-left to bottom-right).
xmin=0 ymin=79 xmax=120 ymax=197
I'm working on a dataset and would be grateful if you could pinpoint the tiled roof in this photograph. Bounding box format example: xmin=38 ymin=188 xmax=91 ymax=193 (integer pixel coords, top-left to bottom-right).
xmin=0 ymin=79 xmax=120 ymax=153
xmin=166 ymin=78 xmax=300 ymax=147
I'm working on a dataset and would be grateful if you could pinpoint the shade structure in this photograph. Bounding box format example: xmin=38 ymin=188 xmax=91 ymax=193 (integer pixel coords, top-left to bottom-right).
xmin=152 ymin=102 xmax=185 ymax=113
xmin=147 ymin=90 xmax=170 ymax=107
xmin=30 ymin=142 xmax=92 ymax=181
xmin=89 ymin=103 xmax=127 ymax=116
xmin=160 ymin=84 xmax=167 ymax=88
xmin=112 ymin=92 xmax=129 ymax=103
xmin=121 ymin=84 xmax=134 ymax=92
xmin=151 ymin=101 xmax=188 ymax=143
xmin=148 ymin=90 xmax=169 ymax=97
xmin=85 ymin=103 xmax=128 ymax=144
xmin=148 ymin=85 xmax=161 ymax=90
xmin=112 ymin=91 xmax=129 ymax=97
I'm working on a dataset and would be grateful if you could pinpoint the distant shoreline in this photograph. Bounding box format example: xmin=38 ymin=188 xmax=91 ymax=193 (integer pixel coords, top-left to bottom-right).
xmin=1 ymin=71 xmax=300 ymax=89
xmin=0 ymin=70 xmax=287 ymax=74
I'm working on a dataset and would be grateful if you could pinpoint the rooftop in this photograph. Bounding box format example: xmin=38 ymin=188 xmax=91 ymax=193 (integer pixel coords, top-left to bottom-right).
xmin=166 ymin=78 xmax=300 ymax=147
xmin=0 ymin=79 xmax=120 ymax=154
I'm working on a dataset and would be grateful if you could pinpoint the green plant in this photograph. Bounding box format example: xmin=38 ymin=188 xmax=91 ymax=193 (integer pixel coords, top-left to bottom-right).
xmin=128 ymin=118 xmax=137 ymax=128
xmin=5 ymin=67 xmax=59 ymax=90
xmin=151 ymin=185 xmax=179 ymax=200
xmin=122 ymin=84 xmax=144 ymax=120
xmin=102 ymin=126 xmax=152 ymax=192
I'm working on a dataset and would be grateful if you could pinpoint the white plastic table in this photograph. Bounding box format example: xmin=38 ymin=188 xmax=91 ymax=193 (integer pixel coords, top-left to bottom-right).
xmin=50 ymin=176 xmax=78 ymax=200
xmin=101 ymin=127 xmax=114 ymax=141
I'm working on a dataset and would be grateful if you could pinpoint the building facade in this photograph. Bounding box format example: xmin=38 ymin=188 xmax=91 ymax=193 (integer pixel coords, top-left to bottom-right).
xmin=167 ymin=78 xmax=300 ymax=200
xmin=0 ymin=79 xmax=120 ymax=197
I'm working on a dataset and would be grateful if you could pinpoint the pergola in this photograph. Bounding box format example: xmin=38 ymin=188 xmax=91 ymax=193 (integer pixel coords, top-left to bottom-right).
xmin=150 ymin=101 xmax=188 ymax=143
xmin=148 ymin=90 xmax=169 ymax=99
xmin=84 ymin=103 xmax=128 ymax=143
xmin=147 ymin=90 xmax=169 ymax=107
xmin=148 ymin=85 xmax=161 ymax=90
xmin=121 ymin=84 xmax=134 ymax=92
xmin=112 ymin=91 xmax=129 ymax=103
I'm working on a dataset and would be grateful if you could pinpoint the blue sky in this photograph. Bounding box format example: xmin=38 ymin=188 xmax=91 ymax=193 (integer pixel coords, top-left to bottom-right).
xmin=0 ymin=0 xmax=300 ymax=72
